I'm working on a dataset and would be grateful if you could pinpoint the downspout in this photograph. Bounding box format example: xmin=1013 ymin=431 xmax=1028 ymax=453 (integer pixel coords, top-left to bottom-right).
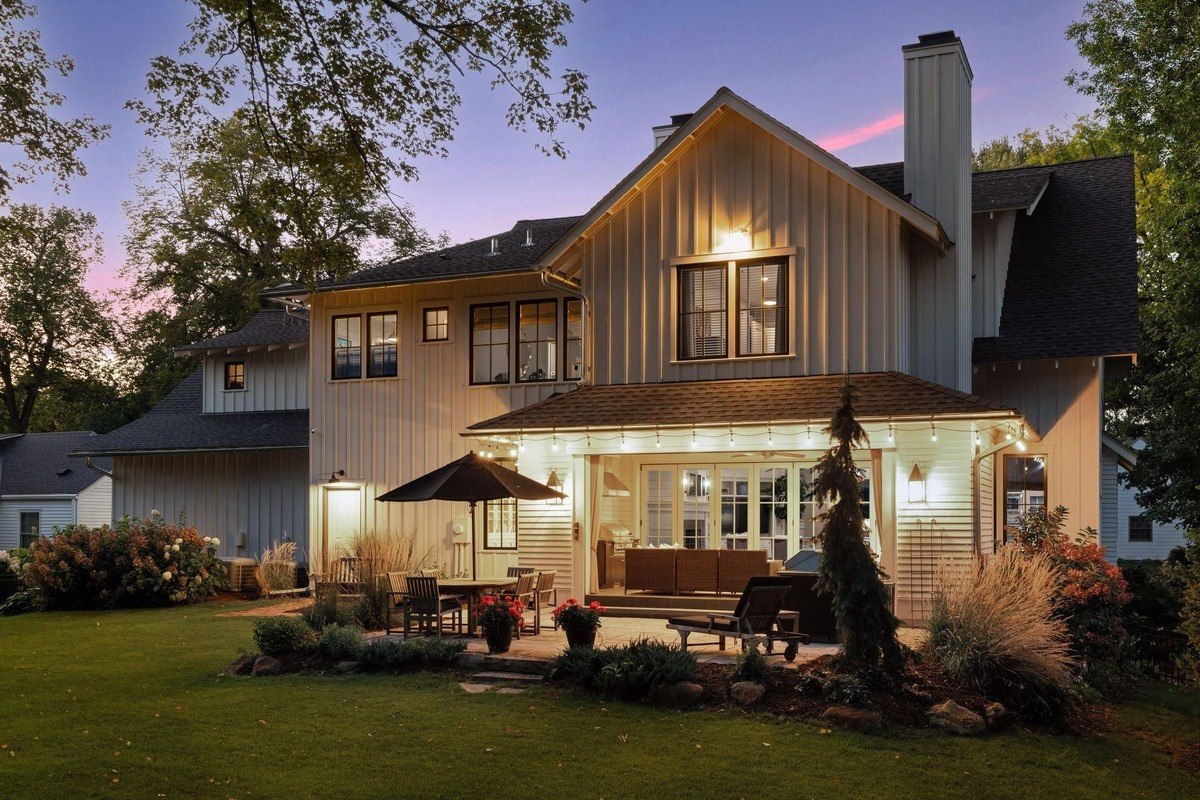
xmin=84 ymin=456 xmax=113 ymax=479
xmin=541 ymin=266 xmax=590 ymax=384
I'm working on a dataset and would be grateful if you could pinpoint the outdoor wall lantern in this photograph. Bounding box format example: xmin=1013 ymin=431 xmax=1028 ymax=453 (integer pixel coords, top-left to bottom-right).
xmin=720 ymin=225 xmax=751 ymax=253
xmin=545 ymin=469 xmax=564 ymax=505
xmin=908 ymin=463 xmax=927 ymax=504
xmin=328 ymin=469 xmax=345 ymax=483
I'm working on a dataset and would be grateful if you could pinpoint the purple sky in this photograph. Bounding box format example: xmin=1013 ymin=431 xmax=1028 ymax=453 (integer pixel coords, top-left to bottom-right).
xmin=12 ymin=0 xmax=1097 ymax=295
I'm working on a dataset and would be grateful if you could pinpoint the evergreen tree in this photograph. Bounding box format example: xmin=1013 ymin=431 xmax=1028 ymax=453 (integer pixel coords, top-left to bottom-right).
xmin=814 ymin=383 xmax=904 ymax=674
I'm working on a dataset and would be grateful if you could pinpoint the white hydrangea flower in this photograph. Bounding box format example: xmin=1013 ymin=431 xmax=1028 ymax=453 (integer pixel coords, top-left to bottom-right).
xmin=171 ymin=544 xmax=180 ymax=552
xmin=162 ymin=571 xmax=173 ymax=581
xmin=151 ymin=509 xmax=161 ymax=518
xmin=202 ymin=536 xmax=211 ymax=543
xmin=211 ymin=537 xmax=220 ymax=546
xmin=174 ymin=538 xmax=183 ymax=545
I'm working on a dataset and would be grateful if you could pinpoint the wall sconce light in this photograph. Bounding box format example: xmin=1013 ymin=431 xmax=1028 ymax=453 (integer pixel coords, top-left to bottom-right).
xmin=546 ymin=469 xmax=564 ymax=505
xmin=721 ymin=225 xmax=751 ymax=253
xmin=328 ymin=469 xmax=345 ymax=483
xmin=908 ymin=463 xmax=926 ymax=503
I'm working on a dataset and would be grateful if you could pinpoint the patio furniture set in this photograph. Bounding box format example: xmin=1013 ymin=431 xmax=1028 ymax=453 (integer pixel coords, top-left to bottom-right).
xmin=623 ymin=547 xmax=782 ymax=594
xmin=383 ymin=566 xmax=559 ymax=638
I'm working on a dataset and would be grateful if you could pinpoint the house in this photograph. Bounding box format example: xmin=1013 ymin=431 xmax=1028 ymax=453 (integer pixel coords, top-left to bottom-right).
xmin=0 ymin=432 xmax=112 ymax=548
xmin=82 ymin=30 xmax=1137 ymax=622
xmin=72 ymin=309 xmax=310 ymax=560
xmin=1101 ymin=436 xmax=1191 ymax=562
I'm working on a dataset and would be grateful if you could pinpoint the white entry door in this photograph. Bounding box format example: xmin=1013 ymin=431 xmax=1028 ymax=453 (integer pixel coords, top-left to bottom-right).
xmin=324 ymin=487 xmax=362 ymax=562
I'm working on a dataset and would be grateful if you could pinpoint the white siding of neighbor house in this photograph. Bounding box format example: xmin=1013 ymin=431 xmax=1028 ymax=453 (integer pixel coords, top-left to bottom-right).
xmin=1113 ymin=466 xmax=1190 ymax=561
xmin=545 ymin=108 xmax=910 ymax=386
xmin=1100 ymin=447 xmax=1119 ymax=553
xmin=111 ymin=449 xmax=308 ymax=561
xmin=0 ymin=498 xmax=76 ymax=549
xmin=202 ymin=347 xmax=308 ymax=413
xmin=75 ymin=475 xmax=112 ymax=527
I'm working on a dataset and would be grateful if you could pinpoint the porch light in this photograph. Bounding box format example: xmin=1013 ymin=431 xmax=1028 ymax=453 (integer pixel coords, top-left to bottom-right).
xmin=908 ymin=463 xmax=927 ymax=504
xmin=545 ymin=469 xmax=564 ymax=505
xmin=720 ymin=225 xmax=751 ymax=252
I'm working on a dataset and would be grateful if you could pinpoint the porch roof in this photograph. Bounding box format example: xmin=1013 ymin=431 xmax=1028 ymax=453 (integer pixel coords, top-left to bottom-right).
xmin=466 ymin=372 xmax=1020 ymax=433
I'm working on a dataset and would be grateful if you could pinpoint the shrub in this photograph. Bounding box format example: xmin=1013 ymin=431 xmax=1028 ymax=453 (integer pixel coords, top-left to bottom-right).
xmin=0 ymin=587 xmax=40 ymax=616
xmin=550 ymin=637 xmax=698 ymax=700
xmin=357 ymin=636 xmax=466 ymax=671
xmin=317 ymin=623 xmax=366 ymax=660
xmin=1170 ymin=532 xmax=1200 ymax=682
xmin=730 ymin=639 xmax=772 ymax=684
xmin=21 ymin=515 xmax=227 ymax=610
xmin=342 ymin=530 xmax=435 ymax=630
xmin=253 ymin=616 xmax=318 ymax=657
xmin=255 ymin=541 xmax=299 ymax=595
xmin=927 ymin=547 xmax=1077 ymax=722
xmin=822 ymin=673 xmax=869 ymax=708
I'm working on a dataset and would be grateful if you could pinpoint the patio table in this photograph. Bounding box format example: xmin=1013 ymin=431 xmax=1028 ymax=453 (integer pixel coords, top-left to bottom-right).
xmin=439 ymin=577 xmax=518 ymax=635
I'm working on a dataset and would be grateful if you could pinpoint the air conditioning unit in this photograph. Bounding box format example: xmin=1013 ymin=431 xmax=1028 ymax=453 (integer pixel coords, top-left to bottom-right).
xmin=223 ymin=557 xmax=259 ymax=592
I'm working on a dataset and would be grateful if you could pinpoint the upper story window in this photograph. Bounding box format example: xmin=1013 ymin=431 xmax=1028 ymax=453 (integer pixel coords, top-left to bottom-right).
xmin=367 ymin=312 xmax=398 ymax=377
xmin=471 ymin=303 xmax=510 ymax=384
xmin=737 ymin=261 xmax=787 ymax=356
xmin=564 ymin=298 xmax=583 ymax=380
xmin=223 ymin=360 xmax=245 ymax=391
xmin=517 ymin=299 xmax=558 ymax=382
xmin=332 ymin=315 xmax=362 ymax=380
xmin=678 ymin=265 xmax=727 ymax=359
xmin=423 ymin=307 xmax=449 ymax=342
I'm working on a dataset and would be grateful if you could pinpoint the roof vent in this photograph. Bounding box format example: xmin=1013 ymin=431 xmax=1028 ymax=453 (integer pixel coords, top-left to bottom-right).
xmin=56 ymin=468 xmax=72 ymax=477
xmin=488 ymin=237 xmax=500 ymax=256
xmin=522 ymin=228 xmax=533 ymax=247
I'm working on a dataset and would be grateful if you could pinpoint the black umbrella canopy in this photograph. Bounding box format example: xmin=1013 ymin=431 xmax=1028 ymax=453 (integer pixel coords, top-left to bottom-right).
xmin=376 ymin=451 xmax=566 ymax=504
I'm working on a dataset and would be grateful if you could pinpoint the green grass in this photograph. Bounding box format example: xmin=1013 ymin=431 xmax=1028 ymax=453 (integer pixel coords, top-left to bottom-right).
xmin=1 ymin=603 xmax=1198 ymax=800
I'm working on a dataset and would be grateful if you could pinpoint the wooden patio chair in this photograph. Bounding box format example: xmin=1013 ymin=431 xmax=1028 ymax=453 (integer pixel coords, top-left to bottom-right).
xmin=507 ymin=566 xmax=536 ymax=578
xmin=331 ymin=556 xmax=365 ymax=598
xmin=666 ymin=576 xmax=809 ymax=661
xmin=403 ymin=576 xmax=464 ymax=637
xmin=383 ymin=571 xmax=410 ymax=635
xmin=531 ymin=570 xmax=557 ymax=635
xmin=511 ymin=572 xmax=537 ymax=638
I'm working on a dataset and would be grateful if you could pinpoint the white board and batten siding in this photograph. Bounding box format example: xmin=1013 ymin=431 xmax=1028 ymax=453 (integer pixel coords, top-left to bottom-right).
xmin=112 ymin=450 xmax=307 ymax=561
xmin=308 ymin=273 xmax=579 ymax=591
xmin=202 ymin=348 xmax=308 ymax=413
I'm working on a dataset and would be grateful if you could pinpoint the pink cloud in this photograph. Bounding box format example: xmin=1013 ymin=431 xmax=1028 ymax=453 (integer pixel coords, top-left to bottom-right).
xmin=816 ymin=111 xmax=904 ymax=152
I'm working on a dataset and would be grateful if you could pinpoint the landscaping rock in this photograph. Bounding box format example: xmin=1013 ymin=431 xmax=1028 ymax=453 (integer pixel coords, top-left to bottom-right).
xmin=927 ymin=700 xmax=986 ymax=736
xmin=984 ymin=702 xmax=1011 ymax=732
xmin=334 ymin=660 xmax=360 ymax=675
xmin=250 ymin=655 xmax=283 ymax=677
xmin=495 ymin=687 xmax=526 ymax=695
xmin=730 ymin=681 xmax=766 ymax=707
xmin=459 ymin=683 xmax=492 ymax=694
xmin=647 ymin=681 xmax=705 ymax=709
xmin=223 ymin=653 xmax=256 ymax=676
xmin=820 ymin=705 xmax=884 ymax=733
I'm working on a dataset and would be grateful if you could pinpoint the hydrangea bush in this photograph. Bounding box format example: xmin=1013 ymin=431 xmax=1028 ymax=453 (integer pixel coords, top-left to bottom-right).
xmin=22 ymin=514 xmax=227 ymax=609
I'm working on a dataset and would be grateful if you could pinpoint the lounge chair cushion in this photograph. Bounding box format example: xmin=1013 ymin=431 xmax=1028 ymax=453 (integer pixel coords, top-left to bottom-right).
xmin=667 ymin=615 xmax=741 ymax=634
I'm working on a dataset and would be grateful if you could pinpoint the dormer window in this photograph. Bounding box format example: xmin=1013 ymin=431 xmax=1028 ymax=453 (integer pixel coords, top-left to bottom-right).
xmin=224 ymin=361 xmax=246 ymax=391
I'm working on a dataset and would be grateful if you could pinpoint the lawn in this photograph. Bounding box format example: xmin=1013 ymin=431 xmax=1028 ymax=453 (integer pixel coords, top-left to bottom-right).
xmin=1 ymin=603 xmax=1197 ymax=800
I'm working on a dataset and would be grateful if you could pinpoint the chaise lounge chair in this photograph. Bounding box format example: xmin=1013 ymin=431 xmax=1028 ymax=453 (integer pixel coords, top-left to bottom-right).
xmin=665 ymin=576 xmax=810 ymax=661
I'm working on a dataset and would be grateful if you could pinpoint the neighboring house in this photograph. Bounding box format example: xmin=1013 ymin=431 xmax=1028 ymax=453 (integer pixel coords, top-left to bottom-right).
xmin=81 ymin=31 xmax=1138 ymax=622
xmin=0 ymin=432 xmax=112 ymax=549
xmin=1101 ymin=436 xmax=1191 ymax=562
xmin=73 ymin=309 xmax=310 ymax=561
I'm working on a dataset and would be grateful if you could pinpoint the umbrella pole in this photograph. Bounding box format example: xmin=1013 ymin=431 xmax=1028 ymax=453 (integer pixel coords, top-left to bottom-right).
xmin=469 ymin=500 xmax=477 ymax=580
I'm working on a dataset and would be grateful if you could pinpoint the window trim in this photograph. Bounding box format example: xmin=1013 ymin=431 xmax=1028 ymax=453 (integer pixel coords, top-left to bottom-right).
xmin=563 ymin=297 xmax=583 ymax=382
xmin=330 ymin=313 xmax=363 ymax=381
xmin=469 ymin=302 xmax=512 ymax=386
xmin=676 ymin=263 xmax=729 ymax=361
xmin=515 ymin=298 xmax=559 ymax=384
xmin=1002 ymin=454 xmax=1049 ymax=541
xmin=734 ymin=259 xmax=789 ymax=357
xmin=1128 ymin=514 xmax=1153 ymax=543
xmin=482 ymin=497 xmax=519 ymax=551
xmin=421 ymin=305 xmax=450 ymax=343
xmin=223 ymin=360 xmax=246 ymax=392
xmin=365 ymin=311 xmax=399 ymax=378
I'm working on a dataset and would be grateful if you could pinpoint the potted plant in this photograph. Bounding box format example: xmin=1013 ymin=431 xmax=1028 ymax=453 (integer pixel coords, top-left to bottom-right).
xmin=477 ymin=593 xmax=525 ymax=654
xmin=552 ymin=598 xmax=605 ymax=648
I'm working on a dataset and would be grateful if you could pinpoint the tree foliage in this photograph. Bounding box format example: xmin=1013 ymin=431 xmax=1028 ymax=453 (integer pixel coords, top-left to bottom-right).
xmin=0 ymin=0 xmax=108 ymax=198
xmin=0 ymin=205 xmax=112 ymax=433
xmin=813 ymin=383 xmax=904 ymax=674
xmin=972 ymin=115 xmax=1123 ymax=172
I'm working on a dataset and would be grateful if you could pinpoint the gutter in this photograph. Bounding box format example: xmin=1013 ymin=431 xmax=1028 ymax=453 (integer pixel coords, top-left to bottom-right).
xmin=84 ymin=456 xmax=113 ymax=479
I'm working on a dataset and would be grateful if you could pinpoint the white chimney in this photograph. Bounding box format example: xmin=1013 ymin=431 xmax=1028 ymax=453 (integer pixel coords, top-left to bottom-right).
xmin=652 ymin=113 xmax=694 ymax=149
xmin=902 ymin=30 xmax=974 ymax=392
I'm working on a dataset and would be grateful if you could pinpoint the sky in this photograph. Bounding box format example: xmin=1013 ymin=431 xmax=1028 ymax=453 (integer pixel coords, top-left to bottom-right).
xmin=10 ymin=0 xmax=1098 ymax=295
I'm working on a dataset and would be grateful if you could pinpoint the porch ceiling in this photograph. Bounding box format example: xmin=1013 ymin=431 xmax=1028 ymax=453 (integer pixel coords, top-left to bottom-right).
xmin=466 ymin=371 xmax=1021 ymax=434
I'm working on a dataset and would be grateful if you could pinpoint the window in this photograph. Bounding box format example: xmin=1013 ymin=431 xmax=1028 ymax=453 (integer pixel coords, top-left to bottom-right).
xmin=678 ymin=265 xmax=727 ymax=359
xmin=331 ymin=315 xmax=362 ymax=379
xmin=517 ymin=299 xmax=558 ymax=382
xmin=1005 ymin=455 xmax=1047 ymax=527
xmin=644 ymin=468 xmax=674 ymax=547
xmin=422 ymin=306 xmax=449 ymax=342
xmin=223 ymin=361 xmax=245 ymax=391
xmin=758 ymin=466 xmax=789 ymax=560
xmin=720 ymin=467 xmax=750 ymax=550
xmin=738 ymin=261 xmax=787 ymax=355
xmin=367 ymin=312 xmax=398 ymax=377
xmin=18 ymin=511 xmax=40 ymax=548
xmin=470 ymin=303 xmax=510 ymax=384
xmin=1128 ymin=515 xmax=1153 ymax=542
xmin=484 ymin=497 xmax=518 ymax=550
xmin=564 ymin=298 xmax=583 ymax=380
xmin=681 ymin=468 xmax=712 ymax=549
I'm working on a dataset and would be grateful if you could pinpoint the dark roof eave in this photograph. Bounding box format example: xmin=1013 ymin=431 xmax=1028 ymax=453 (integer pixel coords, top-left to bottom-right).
xmin=261 ymin=265 xmax=542 ymax=299
xmin=70 ymin=444 xmax=308 ymax=458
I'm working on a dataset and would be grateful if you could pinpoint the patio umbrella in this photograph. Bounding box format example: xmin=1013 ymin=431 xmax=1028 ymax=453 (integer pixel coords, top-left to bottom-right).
xmin=376 ymin=451 xmax=566 ymax=579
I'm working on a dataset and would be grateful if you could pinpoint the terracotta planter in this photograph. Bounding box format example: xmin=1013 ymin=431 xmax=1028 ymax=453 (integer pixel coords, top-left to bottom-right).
xmin=564 ymin=625 xmax=597 ymax=649
xmin=483 ymin=621 xmax=514 ymax=654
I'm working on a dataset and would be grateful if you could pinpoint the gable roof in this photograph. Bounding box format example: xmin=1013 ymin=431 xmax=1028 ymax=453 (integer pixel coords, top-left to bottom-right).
xmin=535 ymin=87 xmax=948 ymax=275
xmin=72 ymin=368 xmax=308 ymax=456
xmin=263 ymin=217 xmax=581 ymax=297
xmin=972 ymin=156 xmax=1137 ymax=363
xmin=468 ymin=372 xmax=1020 ymax=433
xmin=175 ymin=309 xmax=310 ymax=355
xmin=855 ymin=162 xmax=1053 ymax=213
xmin=0 ymin=432 xmax=110 ymax=496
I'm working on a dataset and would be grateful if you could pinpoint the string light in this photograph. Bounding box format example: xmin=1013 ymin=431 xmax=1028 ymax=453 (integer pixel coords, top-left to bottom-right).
xmin=728 ymin=426 xmax=735 ymax=447
xmin=767 ymin=426 xmax=774 ymax=447
xmin=655 ymin=428 xmax=662 ymax=448
xmin=551 ymin=432 xmax=559 ymax=452
xmin=620 ymin=430 xmax=629 ymax=450
xmin=691 ymin=428 xmax=698 ymax=449
xmin=887 ymin=421 xmax=894 ymax=444
xmin=518 ymin=436 xmax=525 ymax=454
xmin=508 ymin=447 xmax=517 ymax=457
xmin=930 ymin=419 xmax=938 ymax=443
xmin=806 ymin=423 xmax=814 ymax=446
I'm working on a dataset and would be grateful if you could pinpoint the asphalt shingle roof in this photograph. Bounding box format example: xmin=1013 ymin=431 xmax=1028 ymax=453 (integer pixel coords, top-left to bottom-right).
xmin=0 ymin=432 xmax=111 ymax=496
xmin=175 ymin=309 xmax=309 ymax=354
xmin=72 ymin=369 xmax=309 ymax=456
xmin=853 ymin=162 xmax=1052 ymax=212
xmin=265 ymin=217 xmax=581 ymax=296
xmin=468 ymin=372 xmax=1018 ymax=432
